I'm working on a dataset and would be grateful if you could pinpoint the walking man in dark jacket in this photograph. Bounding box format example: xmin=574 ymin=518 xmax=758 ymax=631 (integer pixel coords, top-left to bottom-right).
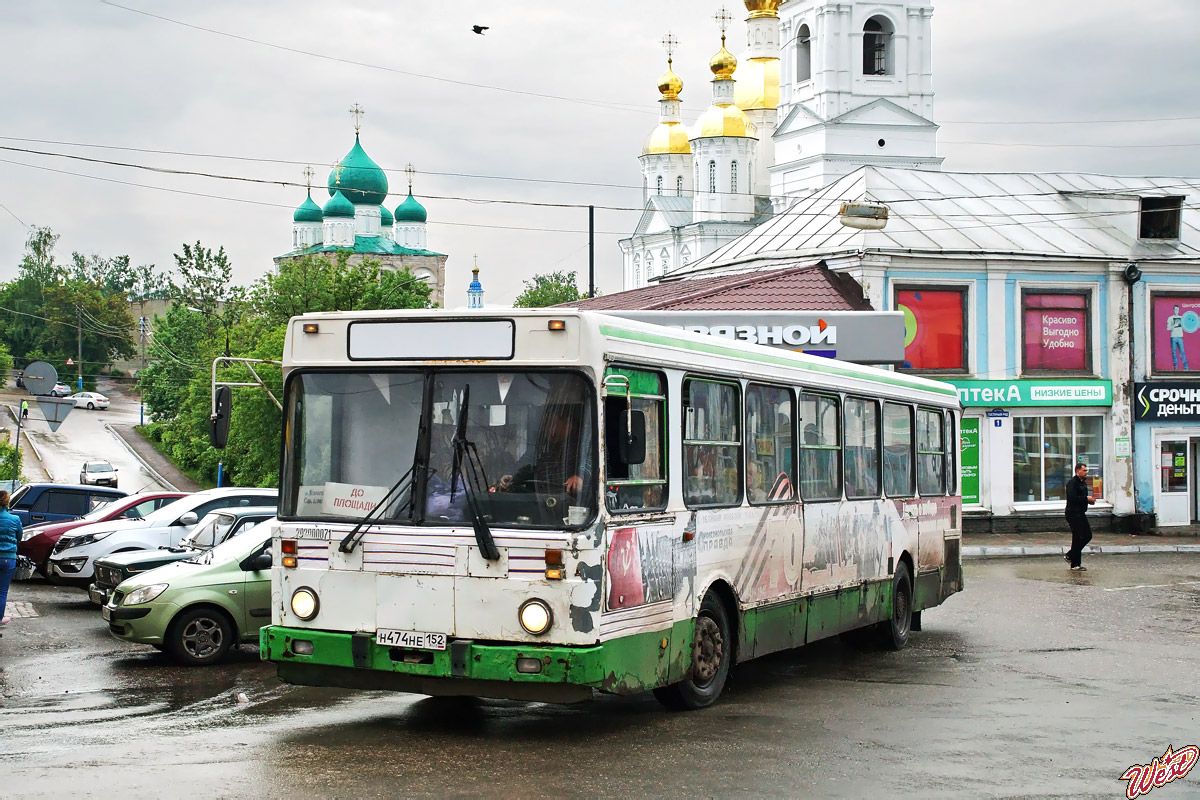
xmin=1065 ymin=462 xmax=1096 ymax=571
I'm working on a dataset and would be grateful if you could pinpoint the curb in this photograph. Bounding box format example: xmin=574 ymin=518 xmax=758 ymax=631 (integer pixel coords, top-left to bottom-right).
xmin=964 ymin=544 xmax=1200 ymax=559
xmin=4 ymin=403 xmax=47 ymax=475
xmin=104 ymin=423 xmax=178 ymax=491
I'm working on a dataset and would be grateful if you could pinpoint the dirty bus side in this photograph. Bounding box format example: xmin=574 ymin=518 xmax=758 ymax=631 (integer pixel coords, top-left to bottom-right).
xmin=261 ymin=310 xmax=963 ymax=709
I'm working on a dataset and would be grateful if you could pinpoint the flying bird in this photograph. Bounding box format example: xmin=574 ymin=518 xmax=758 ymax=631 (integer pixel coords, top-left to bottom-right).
xmin=472 ymin=25 xmax=489 ymax=34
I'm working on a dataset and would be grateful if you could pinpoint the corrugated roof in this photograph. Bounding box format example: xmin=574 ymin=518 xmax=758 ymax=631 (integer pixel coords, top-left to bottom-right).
xmin=562 ymin=262 xmax=870 ymax=311
xmin=686 ymin=166 xmax=1200 ymax=273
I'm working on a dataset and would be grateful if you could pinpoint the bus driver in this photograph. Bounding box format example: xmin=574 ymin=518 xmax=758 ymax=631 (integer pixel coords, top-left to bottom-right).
xmin=493 ymin=404 xmax=590 ymax=497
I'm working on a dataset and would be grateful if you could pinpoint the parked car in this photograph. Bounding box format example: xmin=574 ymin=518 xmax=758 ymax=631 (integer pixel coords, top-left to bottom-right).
xmin=80 ymin=460 xmax=119 ymax=488
xmin=15 ymin=371 xmax=24 ymax=389
xmin=9 ymin=483 xmax=127 ymax=527
xmin=49 ymin=381 xmax=72 ymax=397
xmin=105 ymin=524 xmax=274 ymax=665
xmin=89 ymin=506 xmax=275 ymax=605
xmin=49 ymin=486 xmax=278 ymax=586
xmin=19 ymin=491 xmax=185 ymax=577
xmin=71 ymin=391 xmax=110 ymax=410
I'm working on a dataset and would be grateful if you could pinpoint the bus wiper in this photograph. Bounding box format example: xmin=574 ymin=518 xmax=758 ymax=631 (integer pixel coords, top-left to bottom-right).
xmin=338 ymin=463 xmax=416 ymax=554
xmin=450 ymin=385 xmax=500 ymax=561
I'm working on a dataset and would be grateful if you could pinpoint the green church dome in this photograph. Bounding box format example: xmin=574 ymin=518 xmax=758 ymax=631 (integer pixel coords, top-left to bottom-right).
xmin=380 ymin=204 xmax=394 ymax=227
xmin=395 ymin=190 xmax=427 ymax=224
xmin=327 ymin=134 xmax=389 ymax=206
xmin=322 ymin=189 xmax=355 ymax=218
xmin=293 ymin=193 xmax=323 ymax=223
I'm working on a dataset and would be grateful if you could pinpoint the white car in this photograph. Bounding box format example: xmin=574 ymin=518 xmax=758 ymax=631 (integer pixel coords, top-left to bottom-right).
xmin=71 ymin=391 xmax=110 ymax=410
xmin=49 ymin=486 xmax=278 ymax=586
xmin=80 ymin=460 xmax=119 ymax=488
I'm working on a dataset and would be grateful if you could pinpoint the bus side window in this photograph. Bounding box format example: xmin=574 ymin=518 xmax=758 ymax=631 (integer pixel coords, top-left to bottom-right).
xmin=746 ymin=383 xmax=796 ymax=504
xmin=683 ymin=378 xmax=742 ymax=508
xmin=799 ymin=392 xmax=841 ymax=501
xmin=844 ymin=397 xmax=880 ymax=499
xmin=883 ymin=403 xmax=914 ymax=497
xmin=604 ymin=368 xmax=667 ymax=513
xmin=918 ymin=408 xmax=946 ymax=495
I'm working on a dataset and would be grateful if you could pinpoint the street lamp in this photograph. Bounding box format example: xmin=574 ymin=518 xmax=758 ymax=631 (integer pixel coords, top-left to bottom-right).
xmin=838 ymin=201 xmax=889 ymax=230
xmin=380 ymin=273 xmax=433 ymax=308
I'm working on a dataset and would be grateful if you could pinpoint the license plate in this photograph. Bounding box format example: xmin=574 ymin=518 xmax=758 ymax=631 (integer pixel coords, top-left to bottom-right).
xmin=101 ymin=605 xmax=112 ymax=621
xmin=375 ymin=629 xmax=447 ymax=650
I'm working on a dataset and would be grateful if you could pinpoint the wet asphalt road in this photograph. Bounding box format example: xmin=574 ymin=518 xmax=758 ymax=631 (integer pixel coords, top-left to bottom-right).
xmin=2 ymin=555 xmax=1199 ymax=799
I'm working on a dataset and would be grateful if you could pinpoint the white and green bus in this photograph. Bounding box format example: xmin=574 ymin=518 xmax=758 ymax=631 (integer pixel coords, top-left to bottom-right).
xmin=261 ymin=308 xmax=963 ymax=708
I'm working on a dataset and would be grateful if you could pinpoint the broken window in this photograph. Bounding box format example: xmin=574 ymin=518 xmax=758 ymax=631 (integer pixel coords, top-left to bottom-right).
xmin=1139 ymin=196 xmax=1183 ymax=239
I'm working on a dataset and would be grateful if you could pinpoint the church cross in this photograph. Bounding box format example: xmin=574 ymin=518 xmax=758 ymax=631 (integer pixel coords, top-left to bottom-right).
xmin=713 ymin=7 xmax=732 ymax=35
xmin=348 ymin=102 xmax=365 ymax=133
xmin=661 ymin=31 xmax=678 ymax=64
xmin=302 ymin=165 xmax=314 ymax=191
xmin=331 ymin=159 xmax=344 ymax=186
xmin=405 ymin=162 xmax=416 ymax=190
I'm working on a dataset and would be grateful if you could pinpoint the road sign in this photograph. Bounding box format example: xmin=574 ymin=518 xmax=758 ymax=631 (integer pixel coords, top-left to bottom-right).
xmin=22 ymin=361 xmax=58 ymax=396
xmin=36 ymin=397 xmax=74 ymax=432
xmin=65 ymin=358 xmax=74 ymax=366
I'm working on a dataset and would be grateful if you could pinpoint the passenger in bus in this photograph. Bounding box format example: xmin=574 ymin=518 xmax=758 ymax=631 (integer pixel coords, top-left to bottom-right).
xmin=746 ymin=460 xmax=767 ymax=502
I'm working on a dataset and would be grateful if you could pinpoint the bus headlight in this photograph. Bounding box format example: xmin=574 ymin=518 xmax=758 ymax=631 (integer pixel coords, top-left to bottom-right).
xmin=291 ymin=587 xmax=319 ymax=620
xmin=518 ymin=599 xmax=552 ymax=635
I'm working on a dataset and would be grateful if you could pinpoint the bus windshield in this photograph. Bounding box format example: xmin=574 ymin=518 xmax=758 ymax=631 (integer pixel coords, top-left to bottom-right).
xmin=283 ymin=370 xmax=597 ymax=528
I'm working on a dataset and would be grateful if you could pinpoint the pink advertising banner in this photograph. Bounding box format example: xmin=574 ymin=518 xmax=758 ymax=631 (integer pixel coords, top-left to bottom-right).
xmin=1152 ymin=295 xmax=1200 ymax=373
xmin=1024 ymin=294 xmax=1087 ymax=371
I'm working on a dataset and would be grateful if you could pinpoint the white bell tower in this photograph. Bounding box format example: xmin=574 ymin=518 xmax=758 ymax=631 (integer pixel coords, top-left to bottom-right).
xmin=772 ymin=0 xmax=941 ymax=198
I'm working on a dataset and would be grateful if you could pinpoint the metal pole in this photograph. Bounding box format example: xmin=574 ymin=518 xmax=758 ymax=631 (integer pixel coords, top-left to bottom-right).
xmin=12 ymin=407 xmax=22 ymax=483
xmin=588 ymin=204 xmax=595 ymax=298
xmin=76 ymin=306 xmax=83 ymax=390
xmin=217 ymin=461 xmax=223 ymax=488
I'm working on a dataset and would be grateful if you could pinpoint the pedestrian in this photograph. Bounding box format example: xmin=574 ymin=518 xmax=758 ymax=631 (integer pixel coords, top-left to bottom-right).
xmin=0 ymin=489 xmax=21 ymax=625
xmin=1065 ymin=462 xmax=1096 ymax=571
xmin=20 ymin=399 xmax=28 ymax=419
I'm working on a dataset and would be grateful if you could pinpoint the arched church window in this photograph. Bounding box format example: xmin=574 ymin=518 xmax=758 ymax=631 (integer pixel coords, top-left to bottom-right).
xmin=635 ymin=265 xmax=642 ymax=286
xmin=677 ymin=175 xmax=684 ymax=196
xmin=708 ymin=160 xmax=717 ymax=193
xmin=796 ymin=24 xmax=812 ymax=82
xmin=730 ymin=161 xmax=738 ymax=193
xmin=863 ymin=17 xmax=893 ymax=76
xmin=656 ymin=175 xmax=663 ymax=195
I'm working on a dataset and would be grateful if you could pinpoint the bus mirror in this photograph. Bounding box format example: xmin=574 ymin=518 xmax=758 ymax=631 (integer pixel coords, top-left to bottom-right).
xmin=211 ymin=385 xmax=232 ymax=449
xmin=619 ymin=409 xmax=646 ymax=465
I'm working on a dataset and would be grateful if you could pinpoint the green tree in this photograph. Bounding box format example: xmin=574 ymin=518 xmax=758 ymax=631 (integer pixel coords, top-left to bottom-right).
xmin=173 ymin=242 xmax=234 ymax=338
xmin=512 ymin=270 xmax=586 ymax=308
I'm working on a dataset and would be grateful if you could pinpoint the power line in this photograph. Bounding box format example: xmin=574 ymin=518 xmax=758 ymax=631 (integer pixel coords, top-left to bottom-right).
xmin=97 ymin=1 xmax=657 ymax=117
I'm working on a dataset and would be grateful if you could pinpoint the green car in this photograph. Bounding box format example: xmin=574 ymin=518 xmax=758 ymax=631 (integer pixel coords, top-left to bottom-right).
xmin=103 ymin=525 xmax=274 ymax=666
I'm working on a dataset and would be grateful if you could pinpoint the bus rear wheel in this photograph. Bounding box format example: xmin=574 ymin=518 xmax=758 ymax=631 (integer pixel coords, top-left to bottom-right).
xmin=653 ymin=592 xmax=731 ymax=710
xmin=879 ymin=561 xmax=913 ymax=650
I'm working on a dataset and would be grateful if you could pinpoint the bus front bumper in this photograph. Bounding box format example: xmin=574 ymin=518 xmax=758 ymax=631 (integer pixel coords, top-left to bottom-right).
xmin=261 ymin=625 xmax=660 ymax=704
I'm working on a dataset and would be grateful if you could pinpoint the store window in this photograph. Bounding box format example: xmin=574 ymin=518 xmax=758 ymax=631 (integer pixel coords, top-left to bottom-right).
xmin=1161 ymin=441 xmax=1188 ymax=493
xmin=1150 ymin=294 xmax=1200 ymax=374
xmin=883 ymin=403 xmax=914 ymax=497
xmin=844 ymin=397 xmax=880 ymax=499
xmin=746 ymin=384 xmax=796 ymax=504
xmin=894 ymin=287 xmax=967 ymax=372
xmin=604 ymin=367 xmax=667 ymax=513
xmin=1023 ymin=291 xmax=1090 ymax=373
xmin=799 ymin=393 xmax=841 ymax=501
xmin=683 ymin=378 xmax=741 ymax=507
xmin=1013 ymin=416 xmax=1104 ymax=502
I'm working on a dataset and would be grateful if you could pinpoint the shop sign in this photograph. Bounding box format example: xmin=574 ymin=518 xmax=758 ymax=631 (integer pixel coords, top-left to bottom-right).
xmin=947 ymin=379 xmax=1112 ymax=408
xmin=1134 ymin=381 xmax=1200 ymax=421
xmin=960 ymin=417 xmax=980 ymax=505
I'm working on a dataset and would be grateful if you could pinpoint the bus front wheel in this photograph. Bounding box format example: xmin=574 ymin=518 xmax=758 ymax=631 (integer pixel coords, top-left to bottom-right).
xmin=879 ymin=561 xmax=913 ymax=650
xmin=653 ymin=592 xmax=731 ymax=710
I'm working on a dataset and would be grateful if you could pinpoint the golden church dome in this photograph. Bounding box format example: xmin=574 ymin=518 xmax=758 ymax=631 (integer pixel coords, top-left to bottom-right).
xmin=657 ymin=62 xmax=683 ymax=100
xmin=733 ymin=56 xmax=780 ymax=110
xmin=743 ymin=0 xmax=781 ymax=18
xmin=692 ymin=103 xmax=756 ymax=140
xmin=643 ymin=122 xmax=692 ymax=155
xmin=709 ymin=35 xmax=737 ymax=78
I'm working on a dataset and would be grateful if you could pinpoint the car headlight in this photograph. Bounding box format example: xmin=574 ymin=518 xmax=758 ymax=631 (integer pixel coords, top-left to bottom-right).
xmin=518 ymin=599 xmax=552 ymax=636
xmin=68 ymin=531 xmax=114 ymax=548
xmin=21 ymin=529 xmax=40 ymax=542
xmin=124 ymin=583 xmax=168 ymax=605
xmin=291 ymin=587 xmax=319 ymax=620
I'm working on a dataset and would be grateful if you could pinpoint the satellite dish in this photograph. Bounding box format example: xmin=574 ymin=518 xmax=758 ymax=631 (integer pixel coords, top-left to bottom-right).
xmin=22 ymin=361 xmax=58 ymax=396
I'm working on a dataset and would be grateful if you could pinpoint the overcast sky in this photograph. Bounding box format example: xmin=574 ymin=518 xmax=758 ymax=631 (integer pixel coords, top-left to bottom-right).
xmin=2 ymin=0 xmax=1199 ymax=306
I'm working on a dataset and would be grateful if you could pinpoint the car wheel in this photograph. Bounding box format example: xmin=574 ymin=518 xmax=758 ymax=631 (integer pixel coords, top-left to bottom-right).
xmin=87 ymin=402 xmax=94 ymax=410
xmin=878 ymin=561 xmax=913 ymax=651
xmin=167 ymin=607 xmax=234 ymax=666
xmin=653 ymin=591 xmax=732 ymax=710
